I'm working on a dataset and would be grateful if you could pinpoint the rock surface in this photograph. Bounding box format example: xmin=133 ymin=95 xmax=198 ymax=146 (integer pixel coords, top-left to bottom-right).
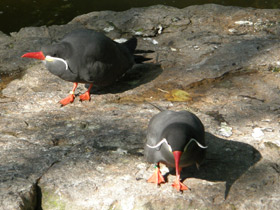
xmin=1 ymin=4 xmax=280 ymax=210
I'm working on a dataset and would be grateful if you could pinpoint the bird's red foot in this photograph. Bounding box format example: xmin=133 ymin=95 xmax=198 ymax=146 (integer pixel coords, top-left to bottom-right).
xmin=79 ymin=91 xmax=91 ymax=101
xmin=148 ymin=167 xmax=165 ymax=185
xmin=172 ymin=179 xmax=189 ymax=191
xmin=59 ymin=94 xmax=75 ymax=106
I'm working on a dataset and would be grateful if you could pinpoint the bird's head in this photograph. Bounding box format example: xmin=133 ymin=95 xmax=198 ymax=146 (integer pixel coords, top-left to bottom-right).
xmin=21 ymin=43 xmax=69 ymax=70
xmin=162 ymin=123 xmax=193 ymax=152
xmin=147 ymin=123 xmax=207 ymax=167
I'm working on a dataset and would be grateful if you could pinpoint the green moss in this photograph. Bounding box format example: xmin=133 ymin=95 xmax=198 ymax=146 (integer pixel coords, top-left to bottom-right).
xmin=42 ymin=189 xmax=66 ymax=210
xmin=6 ymin=43 xmax=14 ymax=49
xmin=230 ymin=204 xmax=237 ymax=210
xmin=268 ymin=66 xmax=280 ymax=72
xmin=106 ymin=21 xmax=118 ymax=29
xmin=264 ymin=142 xmax=280 ymax=150
xmin=135 ymin=28 xmax=145 ymax=32
xmin=272 ymin=67 xmax=280 ymax=72
xmin=108 ymin=201 xmax=121 ymax=210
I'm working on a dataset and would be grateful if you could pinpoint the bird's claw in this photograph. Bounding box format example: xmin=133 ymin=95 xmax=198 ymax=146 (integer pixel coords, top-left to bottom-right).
xmin=59 ymin=94 xmax=75 ymax=106
xmin=172 ymin=179 xmax=189 ymax=191
xmin=79 ymin=92 xmax=91 ymax=102
xmin=147 ymin=167 xmax=165 ymax=185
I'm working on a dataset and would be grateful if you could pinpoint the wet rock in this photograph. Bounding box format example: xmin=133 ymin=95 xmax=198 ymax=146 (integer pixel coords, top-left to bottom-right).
xmin=1 ymin=4 xmax=280 ymax=210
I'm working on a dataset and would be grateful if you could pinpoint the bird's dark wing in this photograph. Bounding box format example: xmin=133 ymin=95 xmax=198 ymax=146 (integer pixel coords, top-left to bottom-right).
xmin=63 ymin=30 xmax=134 ymax=86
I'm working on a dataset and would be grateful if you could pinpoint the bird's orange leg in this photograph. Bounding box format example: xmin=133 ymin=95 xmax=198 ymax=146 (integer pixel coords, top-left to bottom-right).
xmin=79 ymin=84 xmax=93 ymax=102
xmin=148 ymin=163 xmax=165 ymax=185
xmin=171 ymin=167 xmax=189 ymax=191
xmin=60 ymin=82 xmax=78 ymax=106
xmin=172 ymin=151 xmax=189 ymax=191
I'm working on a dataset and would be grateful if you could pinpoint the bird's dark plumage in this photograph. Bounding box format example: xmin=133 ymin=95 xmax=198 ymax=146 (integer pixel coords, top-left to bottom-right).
xmin=22 ymin=28 xmax=137 ymax=105
xmin=42 ymin=29 xmax=136 ymax=85
xmin=144 ymin=110 xmax=207 ymax=191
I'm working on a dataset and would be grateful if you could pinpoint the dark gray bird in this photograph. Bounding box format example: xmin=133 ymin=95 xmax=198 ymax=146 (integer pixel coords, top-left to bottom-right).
xmin=22 ymin=29 xmax=137 ymax=106
xmin=144 ymin=110 xmax=207 ymax=191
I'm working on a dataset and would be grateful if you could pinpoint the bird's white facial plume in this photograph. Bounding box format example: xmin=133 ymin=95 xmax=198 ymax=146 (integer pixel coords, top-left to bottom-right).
xmin=147 ymin=138 xmax=207 ymax=153
xmin=146 ymin=138 xmax=172 ymax=152
xmin=183 ymin=138 xmax=208 ymax=152
xmin=45 ymin=56 xmax=68 ymax=70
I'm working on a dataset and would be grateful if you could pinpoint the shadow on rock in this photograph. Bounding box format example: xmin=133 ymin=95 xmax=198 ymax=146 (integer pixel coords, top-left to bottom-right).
xmin=88 ymin=63 xmax=162 ymax=94
xmin=134 ymin=49 xmax=155 ymax=64
xmin=179 ymin=132 xmax=262 ymax=199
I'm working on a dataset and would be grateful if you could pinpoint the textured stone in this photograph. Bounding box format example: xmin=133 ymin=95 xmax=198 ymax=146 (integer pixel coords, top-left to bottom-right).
xmin=0 ymin=4 xmax=280 ymax=210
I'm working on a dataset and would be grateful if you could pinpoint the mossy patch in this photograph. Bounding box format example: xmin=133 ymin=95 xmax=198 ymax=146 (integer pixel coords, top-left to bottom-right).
xmin=42 ymin=189 xmax=66 ymax=210
xmin=264 ymin=142 xmax=280 ymax=150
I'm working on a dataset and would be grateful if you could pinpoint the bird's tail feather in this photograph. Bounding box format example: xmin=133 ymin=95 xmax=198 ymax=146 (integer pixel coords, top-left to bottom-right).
xmin=122 ymin=37 xmax=137 ymax=54
xmin=146 ymin=102 xmax=165 ymax=112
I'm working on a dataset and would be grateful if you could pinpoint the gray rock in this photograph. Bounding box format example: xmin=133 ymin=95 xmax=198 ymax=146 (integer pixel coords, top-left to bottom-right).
xmin=1 ymin=4 xmax=280 ymax=210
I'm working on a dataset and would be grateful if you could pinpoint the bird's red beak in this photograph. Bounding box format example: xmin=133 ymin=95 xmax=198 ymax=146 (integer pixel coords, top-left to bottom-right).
xmin=172 ymin=150 xmax=189 ymax=191
xmin=21 ymin=51 xmax=45 ymax=60
xmin=173 ymin=151 xmax=182 ymax=177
